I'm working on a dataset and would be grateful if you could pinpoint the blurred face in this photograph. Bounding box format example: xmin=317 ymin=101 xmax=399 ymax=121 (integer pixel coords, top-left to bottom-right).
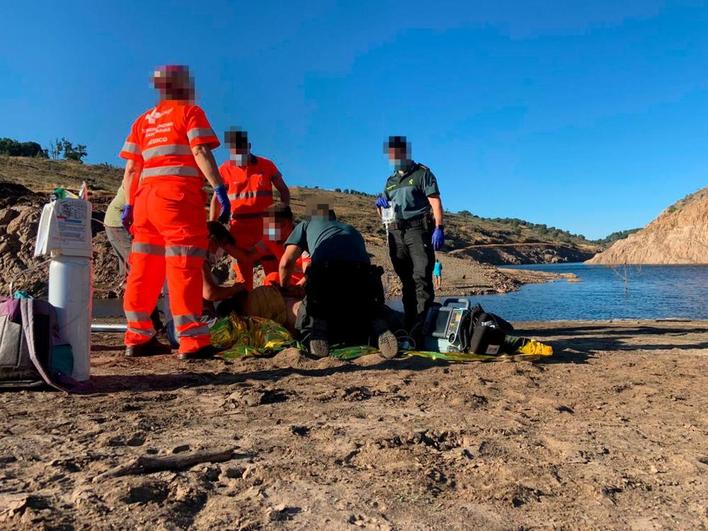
xmin=387 ymin=146 xmax=408 ymax=169
xmin=229 ymin=142 xmax=250 ymax=166
xmin=263 ymin=215 xmax=280 ymax=241
xmin=153 ymin=65 xmax=195 ymax=101
xmin=264 ymin=215 xmax=294 ymax=241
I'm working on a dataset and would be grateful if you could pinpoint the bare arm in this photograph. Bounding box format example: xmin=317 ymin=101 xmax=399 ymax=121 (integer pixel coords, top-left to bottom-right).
xmin=223 ymin=243 xmax=254 ymax=264
xmin=279 ymin=245 xmax=303 ymax=288
xmin=122 ymin=158 xmax=143 ymax=205
xmin=192 ymin=145 xmax=224 ymax=189
xmin=428 ymin=195 xmax=444 ymax=227
xmin=202 ymin=264 xmax=244 ymax=301
xmin=272 ymin=173 xmax=290 ymax=205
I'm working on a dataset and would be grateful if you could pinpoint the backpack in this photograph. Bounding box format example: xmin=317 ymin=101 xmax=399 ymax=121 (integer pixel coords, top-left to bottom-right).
xmin=0 ymin=296 xmax=72 ymax=391
xmin=463 ymin=303 xmax=514 ymax=355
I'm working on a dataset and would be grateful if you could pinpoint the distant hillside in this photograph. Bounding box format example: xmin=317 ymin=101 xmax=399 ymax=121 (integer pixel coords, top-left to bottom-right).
xmin=0 ymin=156 xmax=601 ymax=265
xmin=292 ymin=186 xmax=601 ymax=264
xmin=594 ymin=228 xmax=642 ymax=246
xmin=588 ymin=187 xmax=708 ymax=265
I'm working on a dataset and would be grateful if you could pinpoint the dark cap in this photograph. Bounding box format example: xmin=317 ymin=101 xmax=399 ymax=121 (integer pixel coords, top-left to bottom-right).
xmin=385 ymin=135 xmax=408 ymax=149
xmin=224 ymin=128 xmax=248 ymax=147
xmin=266 ymin=203 xmax=293 ymax=221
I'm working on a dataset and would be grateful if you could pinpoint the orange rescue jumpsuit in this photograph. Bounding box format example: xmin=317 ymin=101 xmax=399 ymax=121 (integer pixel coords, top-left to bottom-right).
xmin=219 ymin=156 xmax=280 ymax=290
xmin=253 ymin=239 xmax=310 ymax=286
xmin=120 ymin=100 xmax=219 ymax=354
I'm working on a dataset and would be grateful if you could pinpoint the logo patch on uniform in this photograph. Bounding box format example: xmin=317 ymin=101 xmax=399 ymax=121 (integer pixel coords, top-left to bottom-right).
xmin=408 ymin=178 xmax=414 ymax=185
xmin=146 ymin=107 xmax=173 ymax=124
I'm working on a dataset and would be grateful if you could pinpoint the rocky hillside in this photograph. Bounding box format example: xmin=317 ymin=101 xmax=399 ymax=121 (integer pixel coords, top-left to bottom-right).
xmin=587 ymin=187 xmax=708 ymax=265
xmin=0 ymin=156 xmax=600 ymax=297
xmin=0 ymin=155 xmax=601 ymax=264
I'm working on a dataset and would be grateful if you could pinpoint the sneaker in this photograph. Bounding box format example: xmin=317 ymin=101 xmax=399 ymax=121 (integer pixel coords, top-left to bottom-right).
xmin=377 ymin=329 xmax=399 ymax=359
xmin=176 ymin=345 xmax=221 ymax=361
xmin=125 ymin=336 xmax=172 ymax=357
xmin=309 ymin=338 xmax=330 ymax=358
xmin=517 ymin=339 xmax=553 ymax=356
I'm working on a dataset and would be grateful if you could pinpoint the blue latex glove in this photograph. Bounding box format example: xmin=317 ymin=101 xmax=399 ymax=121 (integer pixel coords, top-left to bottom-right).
xmin=432 ymin=226 xmax=445 ymax=251
xmin=214 ymin=185 xmax=231 ymax=224
xmin=121 ymin=204 xmax=133 ymax=232
xmin=375 ymin=196 xmax=390 ymax=209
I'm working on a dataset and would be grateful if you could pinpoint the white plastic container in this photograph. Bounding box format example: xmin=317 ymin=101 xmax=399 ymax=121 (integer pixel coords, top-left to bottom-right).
xmin=35 ymin=196 xmax=93 ymax=382
xmin=49 ymin=256 xmax=93 ymax=381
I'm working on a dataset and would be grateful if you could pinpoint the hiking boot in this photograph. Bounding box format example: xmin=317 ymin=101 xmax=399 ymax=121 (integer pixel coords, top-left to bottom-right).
xmin=309 ymin=338 xmax=330 ymax=358
xmin=125 ymin=336 xmax=172 ymax=357
xmin=377 ymin=329 xmax=399 ymax=359
xmin=176 ymin=345 xmax=221 ymax=361
xmin=308 ymin=318 xmax=329 ymax=358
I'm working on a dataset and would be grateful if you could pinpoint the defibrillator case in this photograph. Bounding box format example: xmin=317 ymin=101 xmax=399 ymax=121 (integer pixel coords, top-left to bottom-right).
xmin=422 ymin=298 xmax=470 ymax=353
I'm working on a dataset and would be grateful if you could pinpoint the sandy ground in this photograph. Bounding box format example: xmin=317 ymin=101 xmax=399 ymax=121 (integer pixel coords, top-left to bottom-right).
xmin=1 ymin=320 xmax=706 ymax=530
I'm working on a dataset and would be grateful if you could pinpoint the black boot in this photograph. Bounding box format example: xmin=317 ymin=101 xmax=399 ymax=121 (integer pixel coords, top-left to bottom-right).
xmin=176 ymin=345 xmax=222 ymax=361
xmin=308 ymin=319 xmax=330 ymax=358
xmin=372 ymin=319 xmax=398 ymax=359
xmin=125 ymin=336 xmax=172 ymax=357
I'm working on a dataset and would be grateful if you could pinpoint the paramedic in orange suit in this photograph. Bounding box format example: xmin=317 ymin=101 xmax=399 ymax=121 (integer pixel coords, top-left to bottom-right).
xmin=210 ymin=129 xmax=290 ymax=290
xmin=120 ymin=64 xmax=231 ymax=360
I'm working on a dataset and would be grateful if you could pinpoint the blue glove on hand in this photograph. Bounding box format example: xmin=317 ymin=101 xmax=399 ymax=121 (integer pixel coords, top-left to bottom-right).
xmin=432 ymin=226 xmax=445 ymax=251
xmin=375 ymin=196 xmax=390 ymax=209
xmin=121 ymin=204 xmax=133 ymax=232
xmin=214 ymin=185 xmax=231 ymax=224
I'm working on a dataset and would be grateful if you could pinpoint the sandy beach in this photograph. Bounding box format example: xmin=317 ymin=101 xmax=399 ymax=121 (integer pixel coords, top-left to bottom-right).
xmin=1 ymin=320 xmax=706 ymax=529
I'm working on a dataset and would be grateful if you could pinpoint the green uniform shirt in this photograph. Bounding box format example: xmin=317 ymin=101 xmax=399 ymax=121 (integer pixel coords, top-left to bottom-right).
xmin=383 ymin=161 xmax=440 ymax=221
xmin=104 ymin=184 xmax=126 ymax=228
xmin=285 ymin=216 xmax=370 ymax=265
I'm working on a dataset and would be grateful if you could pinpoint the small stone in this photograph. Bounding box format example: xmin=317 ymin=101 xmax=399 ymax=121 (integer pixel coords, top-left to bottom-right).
xmin=126 ymin=433 xmax=146 ymax=447
xmin=291 ymin=425 xmax=310 ymax=437
xmin=202 ymin=466 xmax=220 ymax=482
xmin=222 ymin=466 xmax=244 ymax=479
xmin=172 ymin=444 xmax=190 ymax=454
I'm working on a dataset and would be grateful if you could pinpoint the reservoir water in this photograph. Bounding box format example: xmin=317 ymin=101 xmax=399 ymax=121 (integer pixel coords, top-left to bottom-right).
xmin=94 ymin=264 xmax=708 ymax=322
xmin=467 ymin=263 xmax=708 ymax=321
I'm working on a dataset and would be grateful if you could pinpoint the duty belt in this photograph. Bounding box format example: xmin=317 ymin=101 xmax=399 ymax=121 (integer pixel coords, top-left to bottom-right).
xmin=390 ymin=214 xmax=432 ymax=231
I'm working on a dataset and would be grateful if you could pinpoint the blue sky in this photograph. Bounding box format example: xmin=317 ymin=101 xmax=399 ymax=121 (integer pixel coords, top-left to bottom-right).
xmin=2 ymin=0 xmax=707 ymax=239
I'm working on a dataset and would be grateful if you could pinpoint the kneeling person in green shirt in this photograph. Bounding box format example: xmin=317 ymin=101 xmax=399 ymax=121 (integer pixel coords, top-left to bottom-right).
xmin=279 ymin=200 xmax=397 ymax=359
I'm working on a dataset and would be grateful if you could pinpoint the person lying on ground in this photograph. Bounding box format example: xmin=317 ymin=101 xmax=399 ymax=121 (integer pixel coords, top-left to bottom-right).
xmin=202 ymin=222 xmax=302 ymax=331
xmin=279 ymin=199 xmax=399 ymax=359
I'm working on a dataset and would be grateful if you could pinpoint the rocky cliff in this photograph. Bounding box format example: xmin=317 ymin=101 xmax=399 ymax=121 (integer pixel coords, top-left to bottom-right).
xmin=587 ymin=187 xmax=708 ymax=265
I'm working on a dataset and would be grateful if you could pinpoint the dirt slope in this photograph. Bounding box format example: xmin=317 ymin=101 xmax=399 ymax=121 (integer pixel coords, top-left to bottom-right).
xmin=0 ymin=157 xmax=575 ymax=297
xmin=1 ymin=321 xmax=706 ymax=529
xmin=1 ymin=156 xmax=601 ymax=265
xmin=588 ymin=187 xmax=708 ymax=265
